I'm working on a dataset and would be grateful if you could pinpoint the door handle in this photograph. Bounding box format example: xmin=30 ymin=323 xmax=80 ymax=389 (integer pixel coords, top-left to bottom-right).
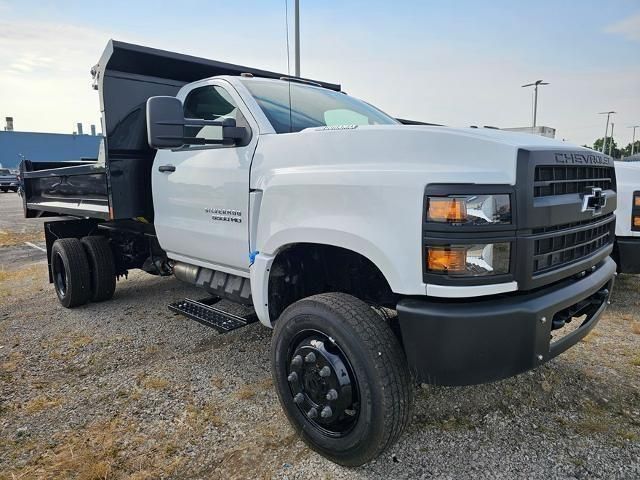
xmin=158 ymin=164 xmax=176 ymax=173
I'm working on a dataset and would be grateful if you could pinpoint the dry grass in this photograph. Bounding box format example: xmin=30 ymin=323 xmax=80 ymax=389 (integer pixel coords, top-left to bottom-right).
xmin=574 ymin=417 xmax=609 ymax=434
xmin=23 ymin=395 xmax=62 ymax=414
xmin=140 ymin=376 xmax=170 ymax=390
xmin=0 ymin=264 xmax=45 ymax=303
xmin=3 ymin=419 xmax=185 ymax=480
xmin=1 ymin=351 xmax=24 ymax=373
xmin=632 ymin=322 xmax=640 ymax=335
xmin=631 ymin=356 xmax=640 ymax=367
xmin=235 ymin=384 xmax=257 ymax=400
xmin=581 ymin=329 xmax=600 ymax=343
xmin=0 ymin=229 xmax=44 ymax=248
xmin=211 ymin=376 xmax=224 ymax=388
xmin=49 ymin=334 xmax=95 ymax=362
xmin=0 ymin=264 xmax=43 ymax=283
xmin=235 ymin=377 xmax=273 ymax=400
xmin=184 ymin=401 xmax=224 ymax=432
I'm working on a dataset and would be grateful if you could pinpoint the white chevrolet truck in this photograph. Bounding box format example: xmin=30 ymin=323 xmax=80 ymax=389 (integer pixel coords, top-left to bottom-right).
xmin=612 ymin=160 xmax=640 ymax=273
xmin=21 ymin=41 xmax=617 ymax=466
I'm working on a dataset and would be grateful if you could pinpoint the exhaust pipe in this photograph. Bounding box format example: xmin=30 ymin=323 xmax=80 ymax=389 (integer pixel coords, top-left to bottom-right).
xmin=173 ymin=262 xmax=200 ymax=284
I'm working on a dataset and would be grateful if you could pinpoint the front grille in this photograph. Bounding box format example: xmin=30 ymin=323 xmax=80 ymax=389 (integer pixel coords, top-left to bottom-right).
xmin=533 ymin=218 xmax=613 ymax=273
xmin=532 ymin=213 xmax=614 ymax=235
xmin=534 ymin=165 xmax=614 ymax=198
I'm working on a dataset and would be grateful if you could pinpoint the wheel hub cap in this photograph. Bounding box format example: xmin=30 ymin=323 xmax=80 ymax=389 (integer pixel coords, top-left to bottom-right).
xmin=287 ymin=332 xmax=359 ymax=436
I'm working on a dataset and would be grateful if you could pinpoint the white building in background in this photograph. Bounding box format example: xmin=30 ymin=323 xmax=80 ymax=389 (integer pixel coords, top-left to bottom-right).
xmin=503 ymin=126 xmax=556 ymax=138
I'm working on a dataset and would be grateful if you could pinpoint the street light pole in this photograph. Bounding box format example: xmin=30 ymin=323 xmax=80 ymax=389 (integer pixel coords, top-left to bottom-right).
xmin=598 ymin=111 xmax=615 ymax=154
xmin=609 ymin=123 xmax=615 ymax=157
xmin=629 ymin=125 xmax=640 ymax=156
xmin=521 ymin=80 xmax=549 ymax=128
xmin=294 ymin=0 xmax=300 ymax=77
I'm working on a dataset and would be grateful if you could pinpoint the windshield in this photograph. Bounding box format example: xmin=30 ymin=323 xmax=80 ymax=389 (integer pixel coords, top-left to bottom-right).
xmin=0 ymin=169 xmax=11 ymax=175
xmin=241 ymin=79 xmax=398 ymax=134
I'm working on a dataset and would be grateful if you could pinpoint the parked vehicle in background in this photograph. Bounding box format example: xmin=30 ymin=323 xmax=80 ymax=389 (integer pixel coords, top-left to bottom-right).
xmin=0 ymin=168 xmax=19 ymax=192
xmin=20 ymin=40 xmax=618 ymax=466
xmin=612 ymin=160 xmax=640 ymax=273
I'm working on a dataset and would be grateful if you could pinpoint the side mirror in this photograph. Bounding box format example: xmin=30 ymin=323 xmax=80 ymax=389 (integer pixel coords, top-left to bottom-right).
xmin=146 ymin=96 xmax=250 ymax=149
xmin=146 ymin=96 xmax=186 ymax=149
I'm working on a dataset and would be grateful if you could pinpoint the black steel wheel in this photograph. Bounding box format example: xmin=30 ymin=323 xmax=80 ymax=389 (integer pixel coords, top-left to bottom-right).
xmin=272 ymin=293 xmax=413 ymax=466
xmin=287 ymin=329 xmax=360 ymax=437
xmin=81 ymin=236 xmax=116 ymax=302
xmin=51 ymin=238 xmax=91 ymax=308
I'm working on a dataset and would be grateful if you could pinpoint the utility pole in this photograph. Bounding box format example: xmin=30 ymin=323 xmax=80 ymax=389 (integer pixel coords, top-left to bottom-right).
xmin=294 ymin=0 xmax=300 ymax=77
xmin=521 ymin=80 xmax=549 ymax=128
xmin=598 ymin=111 xmax=615 ymax=153
xmin=629 ymin=125 xmax=640 ymax=156
xmin=609 ymin=123 xmax=615 ymax=157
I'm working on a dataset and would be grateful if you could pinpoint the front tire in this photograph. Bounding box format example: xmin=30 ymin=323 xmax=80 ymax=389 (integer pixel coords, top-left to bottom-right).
xmin=51 ymin=238 xmax=92 ymax=308
xmin=271 ymin=293 xmax=413 ymax=466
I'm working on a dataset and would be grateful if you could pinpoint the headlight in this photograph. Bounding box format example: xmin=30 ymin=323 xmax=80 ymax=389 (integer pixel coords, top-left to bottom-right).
xmin=426 ymin=243 xmax=510 ymax=276
xmin=427 ymin=194 xmax=511 ymax=225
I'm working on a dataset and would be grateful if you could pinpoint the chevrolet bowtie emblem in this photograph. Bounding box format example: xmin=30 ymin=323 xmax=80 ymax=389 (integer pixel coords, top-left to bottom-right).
xmin=582 ymin=187 xmax=606 ymax=215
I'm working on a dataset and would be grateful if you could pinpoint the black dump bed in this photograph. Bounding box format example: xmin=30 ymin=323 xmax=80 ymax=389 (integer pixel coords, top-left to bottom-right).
xmin=21 ymin=40 xmax=340 ymax=221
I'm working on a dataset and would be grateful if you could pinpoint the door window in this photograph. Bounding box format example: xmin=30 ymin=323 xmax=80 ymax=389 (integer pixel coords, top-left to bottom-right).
xmin=182 ymin=85 xmax=246 ymax=143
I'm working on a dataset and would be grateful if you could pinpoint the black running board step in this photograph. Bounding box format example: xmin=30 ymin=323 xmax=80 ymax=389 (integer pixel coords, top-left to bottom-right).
xmin=169 ymin=297 xmax=258 ymax=333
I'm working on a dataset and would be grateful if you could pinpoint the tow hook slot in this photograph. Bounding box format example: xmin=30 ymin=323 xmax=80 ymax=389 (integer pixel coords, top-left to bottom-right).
xmin=551 ymin=287 xmax=609 ymax=330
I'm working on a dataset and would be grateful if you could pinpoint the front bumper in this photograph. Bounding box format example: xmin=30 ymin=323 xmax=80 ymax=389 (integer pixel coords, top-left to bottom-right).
xmin=615 ymin=237 xmax=640 ymax=274
xmin=396 ymin=256 xmax=616 ymax=386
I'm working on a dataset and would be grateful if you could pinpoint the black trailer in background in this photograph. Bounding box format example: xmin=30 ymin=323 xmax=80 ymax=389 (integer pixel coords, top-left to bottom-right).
xmin=21 ymin=39 xmax=341 ymax=222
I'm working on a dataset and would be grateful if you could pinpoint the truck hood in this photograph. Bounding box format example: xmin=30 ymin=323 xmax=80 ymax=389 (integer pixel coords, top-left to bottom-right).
xmin=252 ymin=124 xmax=591 ymax=189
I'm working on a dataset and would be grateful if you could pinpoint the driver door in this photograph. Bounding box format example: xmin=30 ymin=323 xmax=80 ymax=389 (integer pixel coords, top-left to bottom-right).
xmin=152 ymin=80 xmax=257 ymax=274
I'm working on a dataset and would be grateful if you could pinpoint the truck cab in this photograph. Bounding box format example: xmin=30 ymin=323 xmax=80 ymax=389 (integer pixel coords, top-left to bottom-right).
xmin=20 ymin=40 xmax=617 ymax=466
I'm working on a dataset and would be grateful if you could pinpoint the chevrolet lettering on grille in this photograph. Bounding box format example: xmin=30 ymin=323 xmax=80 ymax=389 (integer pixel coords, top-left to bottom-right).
xmin=582 ymin=187 xmax=607 ymax=215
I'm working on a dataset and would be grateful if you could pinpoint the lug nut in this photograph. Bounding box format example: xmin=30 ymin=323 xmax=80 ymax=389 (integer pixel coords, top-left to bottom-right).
xmin=293 ymin=393 xmax=304 ymax=404
xmin=307 ymin=407 xmax=318 ymax=419
xmin=287 ymin=372 xmax=298 ymax=383
xmin=326 ymin=389 xmax=338 ymax=401
xmin=291 ymin=355 xmax=303 ymax=368
xmin=319 ymin=366 xmax=331 ymax=377
xmin=305 ymin=352 xmax=316 ymax=364
xmin=320 ymin=406 xmax=333 ymax=418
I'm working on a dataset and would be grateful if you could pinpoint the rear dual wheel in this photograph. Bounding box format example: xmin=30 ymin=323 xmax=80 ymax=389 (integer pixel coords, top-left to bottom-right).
xmin=51 ymin=236 xmax=116 ymax=308
xmin=51 ymin=238 xmax=92 ymax=308
xmin=271 ymin=293 xmax=413 ymax=466
xmin=81 ymin=236 xmax=116 ymax=302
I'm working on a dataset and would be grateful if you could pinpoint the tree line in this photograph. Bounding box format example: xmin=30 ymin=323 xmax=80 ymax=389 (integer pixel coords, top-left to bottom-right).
xmin=584 ymin=138 xmax=640 ymax=159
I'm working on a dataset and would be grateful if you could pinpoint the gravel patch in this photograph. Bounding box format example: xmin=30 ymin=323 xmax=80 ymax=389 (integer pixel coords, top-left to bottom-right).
xmin=0 ymin=263 xmax=638 ymax=479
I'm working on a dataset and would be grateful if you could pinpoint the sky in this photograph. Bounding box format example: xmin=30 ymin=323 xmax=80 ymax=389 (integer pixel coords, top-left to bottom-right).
xmin=0 ymin=0 xmax=639 ymax=147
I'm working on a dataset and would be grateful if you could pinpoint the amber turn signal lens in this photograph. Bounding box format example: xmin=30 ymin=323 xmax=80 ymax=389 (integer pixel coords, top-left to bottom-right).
xmin=634 ymin=196 xmax=640 ymax=207
xmin=634 ymin=216 xmax=640 ymax=228
xmin=427 ymin=247 xmax=466 ymax=273
xmin=427 ymin=197 xmax=467 ymax=223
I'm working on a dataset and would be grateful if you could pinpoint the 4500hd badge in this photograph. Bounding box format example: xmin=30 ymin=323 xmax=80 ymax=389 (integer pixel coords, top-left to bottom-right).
xmin=205 ymin=207 xmax=242 ymax=223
